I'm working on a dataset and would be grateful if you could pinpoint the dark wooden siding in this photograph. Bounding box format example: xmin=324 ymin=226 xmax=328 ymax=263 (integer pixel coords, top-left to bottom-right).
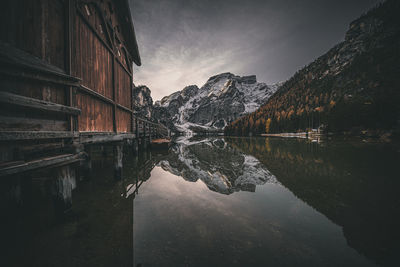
xmin=73 ymin=15 xmax=113 ymax=99
xmin=116 ymin=109 xmax=131 ymax=133
xmin=76 ymin=93 xmax=113 ymax=132
xmin=0 ymin=0 xmax=70 ymax=141
xmin=115 ymin=63 xmax=132 ymax=109
xmin=1 ymin=79 xmax=66 ymax=106
xmin=0 ymin=0 xmax=66 ymax=70
xmin=72 ymin=0 xmax=134 ymax=133
xmin=0 ymin=0 xmax=137 ymax=139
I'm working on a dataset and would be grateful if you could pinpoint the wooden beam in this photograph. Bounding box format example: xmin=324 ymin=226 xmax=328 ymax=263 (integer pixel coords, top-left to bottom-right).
xmin=66 ymin=0 xmax=72 ymax=75
xmin=0 ymin=92 xmax=81 ymax=116
xmin=112 ymin=76 xmax=117 ymax=133
xmin=0 ymin=68 xmax=80 ymax=87
xmin=78 ymin=85 xmax=115 ymax=105
xmin=79 ymin=85 xmax=135 ymax=114
xmin=116 ymin=103 xmax=133 ymax=113
xmin=66 ymin=0 xmax=74 ymax=132
xmin=18 ymin=142 xmax=66 ymax=155
xmin=76 ymin=7 xmax=114 ymax=55
xmin=0 ymin=153 xmax=82 ymax=177
xmin=0 ymin=116 xmax=68 ymax=132
xmin=77 ymin=2 xmax=132 ymax=76
xmin=115 ymin=55 xmax=132 ymax=76
xmin=0 ymin=41 xmax=81 ymax=85
xmin=52 ymin=165 xmax=75 ymax=215
xmin=0 ymin=131 xmax=76 ymax=141
xmin=79 ymin=132 xmax=135 ymax=144
xmin=112 ymin=35 xmax=117 ymax=133
xmin=113 ymin=143 xmax=123 ymax=180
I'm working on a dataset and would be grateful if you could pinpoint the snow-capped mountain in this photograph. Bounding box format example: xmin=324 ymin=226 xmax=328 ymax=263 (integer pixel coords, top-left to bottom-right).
xmin=154 ymin=73 xmax=280 ymax=133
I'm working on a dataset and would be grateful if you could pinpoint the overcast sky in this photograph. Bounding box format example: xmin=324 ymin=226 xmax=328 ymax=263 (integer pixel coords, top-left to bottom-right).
xmin=129 ymin=0 xmax=380 ymax=101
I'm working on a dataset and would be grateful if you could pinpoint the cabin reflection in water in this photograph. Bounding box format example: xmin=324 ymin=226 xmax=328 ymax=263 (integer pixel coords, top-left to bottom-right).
xmin=1 ymin=145 xmax=155 ymax=267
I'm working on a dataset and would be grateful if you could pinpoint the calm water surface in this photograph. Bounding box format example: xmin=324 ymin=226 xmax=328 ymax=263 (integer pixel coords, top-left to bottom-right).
xmin=132 ymin=137 xmax=399 ymax=266
xmin=2 ymin=137 xmax=399 ymax=266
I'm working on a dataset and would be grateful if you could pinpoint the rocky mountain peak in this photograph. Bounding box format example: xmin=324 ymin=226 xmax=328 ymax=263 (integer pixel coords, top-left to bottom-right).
xmin=154 ymin=73 xmax=280 ymax=133
xmin=132 ymin=85 xmax=154 ymax=119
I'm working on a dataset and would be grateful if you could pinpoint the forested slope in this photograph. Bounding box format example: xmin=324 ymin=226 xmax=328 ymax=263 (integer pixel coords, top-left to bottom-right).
xmin=225 ymin=1 xmax=400 ymax=136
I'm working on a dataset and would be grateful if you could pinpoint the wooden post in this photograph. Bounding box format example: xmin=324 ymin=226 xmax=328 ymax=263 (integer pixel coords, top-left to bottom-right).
xmin=52 ymin=165 xmax=75 ymax=216
xmin=143 ymin=122 xmax=147 ymax=149
xmin=6 ymin=175 xmax=22 ymax=207
xmin=135 ymin=117 xmax=139 ymax=137
xmin=101 ymin=145 xmax=107 ymax=158
xmin=149 ymin=124 xmax=152 ymax=144
xmin=132 ymin=139 xmax=138 ymax=155
xmin=114 ymin=143 xmax=123 ymax=180
xmin=83 ymin=145 xmax=92 ymax=179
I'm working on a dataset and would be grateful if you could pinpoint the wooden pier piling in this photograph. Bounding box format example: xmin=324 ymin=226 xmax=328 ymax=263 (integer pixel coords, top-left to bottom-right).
xmin=51 ymin=165 xmax=75 ymax=216
xmin=114 ymin=143 xmax=124 ymax=180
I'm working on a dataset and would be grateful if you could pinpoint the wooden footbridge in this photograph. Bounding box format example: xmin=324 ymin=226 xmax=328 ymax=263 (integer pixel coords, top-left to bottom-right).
xmin=0 ymin=0 xmax=169 ymax=213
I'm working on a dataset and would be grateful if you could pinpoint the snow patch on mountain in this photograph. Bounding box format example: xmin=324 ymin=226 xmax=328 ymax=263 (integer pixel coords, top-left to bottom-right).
xmin=155 ymin=73 xmax=281 ymax=133
xmin=158 ymin=138 xmax=279 ymax=194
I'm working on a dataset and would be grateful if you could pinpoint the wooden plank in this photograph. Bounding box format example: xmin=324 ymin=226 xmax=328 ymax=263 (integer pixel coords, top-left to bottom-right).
xmin=115 ymin=63 xmax=132 ymax=108
xmin=0 ymin=131 xmax=76 ymax=141
xmin=79 ymin=132 xmax=135 ymax=144
xmin=113 ymin=47 xmax=117 ymax=133
xmin=78 ymin=85 xmax=114 ymax=105
xmin=116 ymin=109 xmax=131 ymax=133
xmin=76 ymin=3 xmax=134 ymax=75
xmin=0 ymin=41 xmax=81 ymax=84
xmin=0 ymin=160 xmax=25 ymax=168
xmin=0 ymin=92 xmax=81 ymax=116
xmin=117 ymin=103 xmax=133 ymax=113
xmin=76 ymin=93 xmax=114 ymax=132
xmin=0 ymin=116 xmax=68 ymax=131
xmin=113 ymin=143 xmax=123 ymax=180
xmin=18 ymin=142 xmax=66 ymax=154
xmin=74 ymin=15 xmax=113 ymax=99
xmin=76 ymin=6 xmax=114 ymax=55
xmin=0 ymin=153 xmax=83 ymax=177
xmin=116 ymin=56 xmax=132 ymax=76
xmin=66 ymin=0 xmax=73 ymax=131
xmin=0 ymin=67 xmax=80 ymax=87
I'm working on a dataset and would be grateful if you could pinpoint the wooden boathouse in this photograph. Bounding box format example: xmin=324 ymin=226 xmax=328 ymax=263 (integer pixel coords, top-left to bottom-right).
xmin=0 ymin=0 xmax=168 ymax=212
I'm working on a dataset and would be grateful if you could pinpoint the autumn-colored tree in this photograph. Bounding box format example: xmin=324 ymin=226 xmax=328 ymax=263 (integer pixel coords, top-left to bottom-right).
xmin=265 ymin=118 xmax=272 ymax=133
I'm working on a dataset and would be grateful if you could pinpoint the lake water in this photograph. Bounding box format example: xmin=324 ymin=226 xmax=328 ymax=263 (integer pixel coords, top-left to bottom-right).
xmin=3 ymin=137 xmax=399 ymax=266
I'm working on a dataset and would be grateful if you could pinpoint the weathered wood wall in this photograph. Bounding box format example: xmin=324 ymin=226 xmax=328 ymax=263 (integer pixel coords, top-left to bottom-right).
xmin=0 ymin=0 xmax=166 ymax=173
xmin=1 ymin=0 xmax=139 ymax=137
xmin=1 ymin=0 xmax=67 ymax=70
xmin=73 ymin=0 xmax=134 ymax=133
xmin=74 ymin=14 xmax=113 ymax=99
xmin=0 ymin=0 xmax=69 ymax=106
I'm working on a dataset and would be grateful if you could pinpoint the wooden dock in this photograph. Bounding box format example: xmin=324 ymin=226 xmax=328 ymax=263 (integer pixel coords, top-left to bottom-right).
xmin=151 ymin=138 xmax=171 ymax=150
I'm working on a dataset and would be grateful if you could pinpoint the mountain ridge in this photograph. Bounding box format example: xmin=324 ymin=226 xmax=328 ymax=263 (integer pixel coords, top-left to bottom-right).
xmin=154 ymin=72 xmax=281 ymax=133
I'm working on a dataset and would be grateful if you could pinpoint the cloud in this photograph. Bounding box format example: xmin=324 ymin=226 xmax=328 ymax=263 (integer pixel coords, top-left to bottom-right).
xmin=130 ymin=0 xmax=380 ymax=100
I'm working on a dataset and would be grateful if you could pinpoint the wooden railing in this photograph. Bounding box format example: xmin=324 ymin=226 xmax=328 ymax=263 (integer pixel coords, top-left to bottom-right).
xmin=133 ymin=116 xmax=169 ymax=139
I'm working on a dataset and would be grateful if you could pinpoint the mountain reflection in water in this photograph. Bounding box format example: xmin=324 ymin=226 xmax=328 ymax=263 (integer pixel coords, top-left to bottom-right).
xmin=3 ymin=137 xmax=398 ymax=266
xmin=158 ymin=137 xmax=278 ymax=194
xmin=132 ymin=137 xmax=399 ymax=267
